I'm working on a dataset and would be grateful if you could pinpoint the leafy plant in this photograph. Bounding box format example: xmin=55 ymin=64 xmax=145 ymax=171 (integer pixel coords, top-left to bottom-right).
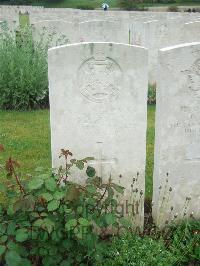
xmin=168 ymin=5 xmax=179 ymax=12
xmin=0 ymin=146 xmax=130 ymax=265
xmin=168 ymin=220 xmax=200 ymax=264
xmin=118 ymin=0 xmax=147 ymax=11
xmin=102 ymin=233 xmax=180 ymax=266
xmin=76 ymin=5 xmax=95 ymax=10
xmin=102 ymin=219 xmax=200 ymax=266
xmin=0 ymin=25 xmax=49 ymax=110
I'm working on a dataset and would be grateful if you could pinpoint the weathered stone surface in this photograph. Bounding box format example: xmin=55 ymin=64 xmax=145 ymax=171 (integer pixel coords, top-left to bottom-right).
xmin=48 ymin=42 xmax=148 ymax=228
xmin=79 ymin=20 xmax=129 ymax=43
xmin=153 ymin=42 xmax=200 ymax=227
xmin=32 ymin=20 xmax=77 ymax=46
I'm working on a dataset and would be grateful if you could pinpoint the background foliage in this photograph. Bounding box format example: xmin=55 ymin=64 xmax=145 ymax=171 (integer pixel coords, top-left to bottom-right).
xmin=0 ymin=26 xmax=48 ymax=110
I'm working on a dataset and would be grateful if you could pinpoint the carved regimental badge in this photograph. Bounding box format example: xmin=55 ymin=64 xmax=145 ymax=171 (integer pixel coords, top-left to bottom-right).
xmin=78 ymin=56 xmax=122 ymax=103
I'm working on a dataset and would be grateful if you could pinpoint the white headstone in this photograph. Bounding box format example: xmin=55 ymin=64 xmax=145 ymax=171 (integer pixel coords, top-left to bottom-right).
xmin=79 ymin=20 xmax=129 ymax=43
xmin=153 ymin=42 xmax=200 ymax=227
xmin=32 ymin=20 xmax=77 ymax=47
xmin=48 ymin=42 xmax=148 ymax=229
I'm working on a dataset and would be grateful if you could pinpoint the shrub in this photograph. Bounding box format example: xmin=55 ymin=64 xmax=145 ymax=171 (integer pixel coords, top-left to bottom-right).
xmin=169 ymin=220 xmax=200 ymax=264
xmin=0 ymin=26 xmax=49 ymax=110
xmin=103 ymin=233 xmax=180 ymax=265
xmin=0 ymin=147 xmax=131 ymax=265
xmin=103 ymin=220 xmax=200 ymax=266
xmin=119 ymin=0 xmax=147 ymax=11
xmin=76 ymin=5 xmax=95 ymax=10
xmin=168 ymin=5 xmax=179 ymax=12
xmin=157 ymin=0 xmax=176 ymax=4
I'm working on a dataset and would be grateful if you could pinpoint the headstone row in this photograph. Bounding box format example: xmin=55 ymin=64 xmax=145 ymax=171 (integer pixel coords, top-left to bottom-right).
xmin=48 ymin=41 xmax=200 ymax=229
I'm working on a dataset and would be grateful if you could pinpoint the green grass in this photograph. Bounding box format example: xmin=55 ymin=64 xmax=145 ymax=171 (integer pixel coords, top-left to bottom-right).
xmin=0 ymin=105 xmax=155 ymax=198
xmin=0 ymin=110 xmax=51 ymax=173
xmin=146 ymin=105 xmax=155 ymax=199
xmin=33 ymin=0 xmax=119 ymax=8
xmin=32 ymin=0 xmax=200 ymax=8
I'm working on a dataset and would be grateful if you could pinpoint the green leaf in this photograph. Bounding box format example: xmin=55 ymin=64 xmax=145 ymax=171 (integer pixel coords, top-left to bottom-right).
xmin=40 ymin=212 xmax=48 ymax=217
xmin=18 ymin=258 xmax=32 ymax=266
xmin=42 ymin=218 xmax=55 ymax=234
xmin=33 ymin=219 xmax=43 ymax=227
xmin=39 ymin=173 xmax=50 ymax=179
xmin=60 ymin=260 xmax=71 ymax=266
xmin=28 ymin=178 xmax=44 ymax=190
xmin=7 ymin=205 xmax=14 ymax=216
xmin=78 ymin=218 xmax=90 ymax=227
xmin=86 ymin=185 xmax=96 ymax=194
xmin=53 ymin=191 xmax=64 ymax=200
xmin=41 ymin=192 xmax=53 ymax=202
xmin=0 ymin=245 xmax=6 ymax=255
xmin=83 ymin=157 xmax=95 ymax=162
xmin=65 ymin=219 xmax=77 ymax=231
xmin=6 ymin=241 xmax=27 ymax=257
xmin=0 ymin=224 xmax=6 ymax=235
xmin=15 ymin=229 xmax=28 ymax=242
xmin=107 ymin=187 xmax=114 ymax=199
xmin=14 ymin=196 xmax=35 ymax=212
xmin=0 ymin=235 xmax=8 ymax=243
xmin=45 ymin=178 xmax=57 ymax=192
xmin=111 ymin=183 xmax=125 ymax=194
xmin=105 ymin=213 xmax=116 ymax=226
xmin=70 ymin=159 xmax=76 ymax=164
xmin=7 ymin=222 xmax=16 ymax=236
xmin=120 ymin=217 xmax=132 ymax=228
xmin=75 ymin=160 xmax=84 ymax=170
xmin=86 ymin=166 xmax=96 ymax=177
xmin=0 ymin=183 xmax=7 ymax=192
xmin=5 ymin=250 xmax=22 ymax=266
xmin=47 ymin=200 xmax=60 ymax=211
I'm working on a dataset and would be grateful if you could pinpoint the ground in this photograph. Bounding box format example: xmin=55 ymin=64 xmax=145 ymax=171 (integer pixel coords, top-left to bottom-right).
xmin=0 ymin=105 xmax=155 ymax=198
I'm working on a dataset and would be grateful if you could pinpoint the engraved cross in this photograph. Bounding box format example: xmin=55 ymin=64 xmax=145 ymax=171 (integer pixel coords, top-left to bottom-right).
xmin=89 ymin=142 xmax=116 ymax=178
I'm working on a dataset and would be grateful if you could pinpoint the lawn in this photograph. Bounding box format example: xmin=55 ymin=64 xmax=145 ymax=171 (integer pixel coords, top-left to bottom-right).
xmin=33 ymin=0 xmax=119 ymax=8
xmin=32 ymin=0 xmax=200 ymax=8
xmin=0 ymin=105 xmax=155 ymax=199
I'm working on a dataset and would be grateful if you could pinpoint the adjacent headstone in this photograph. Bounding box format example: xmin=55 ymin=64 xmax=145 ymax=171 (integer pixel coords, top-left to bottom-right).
xmin=153 ymin=42 xmax=200 ymax=227
xmin=48 ymin=42 xmax=148 ymax=229
xmin=32 ymin=20 xmax=76 ymax=47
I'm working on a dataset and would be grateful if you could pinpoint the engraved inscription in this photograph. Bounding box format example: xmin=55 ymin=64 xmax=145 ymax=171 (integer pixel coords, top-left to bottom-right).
xmin=78 ymin=57 xmax=122 ymax=103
